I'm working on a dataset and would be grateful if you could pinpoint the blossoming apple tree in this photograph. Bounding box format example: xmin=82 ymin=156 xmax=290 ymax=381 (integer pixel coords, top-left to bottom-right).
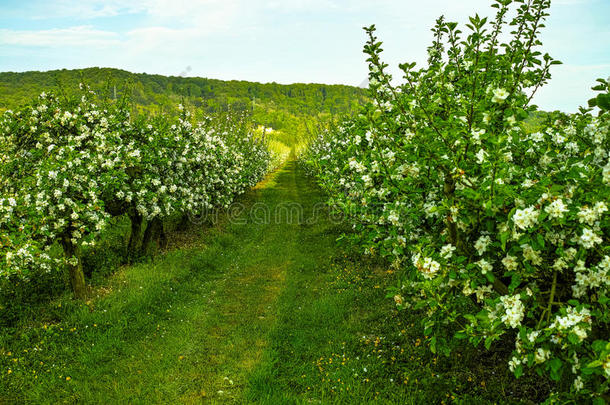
xmin=305 ymin=0 xmax=609 ymax=400
xmin=0 ymin=87 xmax=271 ymax=299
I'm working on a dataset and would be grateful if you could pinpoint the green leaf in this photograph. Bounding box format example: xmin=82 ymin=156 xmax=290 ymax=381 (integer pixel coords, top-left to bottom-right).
xmin=484 ymin=336 xmax=493 ymax=350
xmin=454 ymin=331 xmax=467 ymax=340
xmin=500 ymin=231 xmax=510 ymax=252
xmin=549 ymin=358 xmax=562 ymax=381
xmin=509 ymin=274 xmax=522 ymax=292
xmin=514 ymin=365 xmax=523 ymax=379
xmin=464 ymin=314 xmax=477 ymax=324
xmin=549 ymin=358 xmax=562 ymax=371
xmin=568 ymin=333 xmax=580 ymax=345
xmin=597 ymin=94 xmax=610 ymax=110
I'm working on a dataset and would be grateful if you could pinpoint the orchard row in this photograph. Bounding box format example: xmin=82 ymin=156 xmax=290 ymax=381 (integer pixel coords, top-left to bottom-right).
xmin=304 ymin=0 xmax=609 ymax=402
xmin=0 ymin=87 xmax=272 ymax=298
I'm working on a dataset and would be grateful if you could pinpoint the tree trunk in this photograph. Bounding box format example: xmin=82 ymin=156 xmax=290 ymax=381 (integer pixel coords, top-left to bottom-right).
xmin=159 ymin=221 xmax=168 ymax=250
xmin=127 ymin=211 xmax=144 ymax=259
xmin=60 ymin=235 xmax=87 ymax=300
xmin=177 ymin=214 xmax=190 ymax=232
xmin=444 ymin=174 xmax=509 ymax=297
xmin=141 ymin=217 xmax=165 ymax=255
xmin=443 ymin=175 xmax=461 ymax=250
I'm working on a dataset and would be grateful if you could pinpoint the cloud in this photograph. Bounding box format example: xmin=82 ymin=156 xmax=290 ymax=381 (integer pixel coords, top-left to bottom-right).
xmin=263 ymin=0 xmax=339 ymax=12
xmin=127 ymin=26 xmax=197 ymax=41
xmin=553 ymin=0 xmax=590 ymax=4
xmin=142 ymin=0 xmax=240 ymax=19
xmin=0 ymin=26 xmax=119 ymax=47
xmin=30 ymin=0 xmax=146 ymax=19
xmin=123 ymin=26 xmax=204 ymax=56
xmin=31 ymin=0 xmax=246 ymax=26
xmin=0 ymin=0 xmax=246 ymax=50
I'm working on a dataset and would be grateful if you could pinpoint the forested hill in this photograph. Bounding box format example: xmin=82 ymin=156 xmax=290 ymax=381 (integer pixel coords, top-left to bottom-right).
xmin=0 ymin=68 xmax=368 ymax=141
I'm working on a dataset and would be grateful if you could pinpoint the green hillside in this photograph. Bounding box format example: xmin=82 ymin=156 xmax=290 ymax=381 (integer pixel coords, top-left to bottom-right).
xmin=0 ymin=67 xmax=367 ymax=146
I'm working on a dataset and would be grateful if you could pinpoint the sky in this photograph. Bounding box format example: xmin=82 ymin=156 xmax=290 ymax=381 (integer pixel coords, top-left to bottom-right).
xmin=0 ymin=0 xmax=608 ymax=112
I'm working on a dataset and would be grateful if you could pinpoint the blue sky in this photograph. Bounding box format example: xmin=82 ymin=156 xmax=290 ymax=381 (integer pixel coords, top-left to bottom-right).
xmin=0 ymin=0 xmax=608 ymax=112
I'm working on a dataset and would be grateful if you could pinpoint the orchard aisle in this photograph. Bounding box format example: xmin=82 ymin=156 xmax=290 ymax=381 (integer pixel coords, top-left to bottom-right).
xmin=84 ymin=160 xmax=321 ymax=403
xmin=126 ymin=160 xmax=307 ymax=402
xmin=158 ymin=160 xmax=319 ymax=402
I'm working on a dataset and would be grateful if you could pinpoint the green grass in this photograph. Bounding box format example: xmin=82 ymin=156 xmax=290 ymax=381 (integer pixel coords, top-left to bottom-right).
xmin=0 ymin=162 xmax=544 ymax=404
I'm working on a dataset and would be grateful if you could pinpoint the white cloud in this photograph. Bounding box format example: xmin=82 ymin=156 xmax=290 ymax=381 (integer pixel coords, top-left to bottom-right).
xmin=553 ymin=0 xmax=590 ymax=4
xmin=31 ymin=0 xmax=146 ymax=19
xmin=33 ymin=0 xmax=247 ymax=26
xmin=264 ymin=0 xmax=339 ymax=12
xmin=123 ymin=26 xmax=203 ymax=55
xmin=0 ymin=26 xmax=119 ymax=47
xmin=142 ymin=0 xmax=240 ymax=19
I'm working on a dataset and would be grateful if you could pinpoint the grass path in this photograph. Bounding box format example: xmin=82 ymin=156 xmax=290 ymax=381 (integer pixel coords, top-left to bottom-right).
xmin=78 ymin=160 xmax=316 ymax=403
